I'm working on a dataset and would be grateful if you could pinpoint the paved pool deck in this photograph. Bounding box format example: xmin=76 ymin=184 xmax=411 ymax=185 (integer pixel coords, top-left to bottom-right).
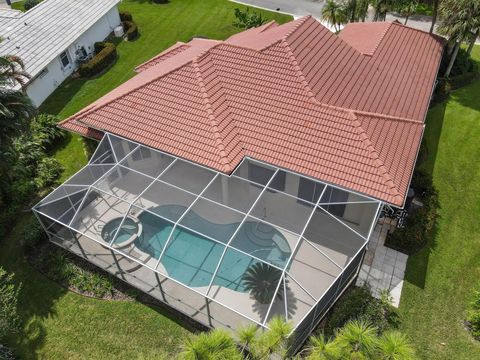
xmin=356 ymin=218 xmax=408 ymax=307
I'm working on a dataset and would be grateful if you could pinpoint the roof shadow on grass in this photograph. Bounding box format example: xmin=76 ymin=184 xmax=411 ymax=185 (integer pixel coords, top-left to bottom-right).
xmin=403 ymin=100 xmax=446 ymax=290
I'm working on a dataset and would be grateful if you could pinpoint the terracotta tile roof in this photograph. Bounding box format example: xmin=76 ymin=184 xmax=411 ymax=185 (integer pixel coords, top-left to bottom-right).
xmin=60 ymin=16 xmax=444 ymax=206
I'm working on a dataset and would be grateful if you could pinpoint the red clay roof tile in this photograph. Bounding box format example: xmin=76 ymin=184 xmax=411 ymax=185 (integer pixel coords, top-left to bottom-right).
xmin=60 ymin=16 xmax=444 ymax=207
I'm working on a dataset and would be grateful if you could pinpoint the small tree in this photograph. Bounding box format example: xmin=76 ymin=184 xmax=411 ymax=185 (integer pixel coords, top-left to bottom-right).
xmin=233 ymin=8 xmax=267 ymax=29
xmin=0 ymin=267 xmax=21 ymax=339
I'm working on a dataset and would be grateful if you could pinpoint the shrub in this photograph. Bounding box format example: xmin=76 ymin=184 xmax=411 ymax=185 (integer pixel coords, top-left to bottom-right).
xmin=34 ymin=157 xmax=63 ymax=189
xmin=78 ymin=42 xmax=117 ymax=78
xmin=83 ymin=137 xmax=98 ymax=159
xmin=119 ymin=11 xmax=132 ymax=22
xmin=153 ymin=0 xmax=169 ymax=4
xmin=386 ymin=168 xmax=438 ymax=254
xmin=467 ymin=289 xmax=480 ymax=340
xmin=14 ymin=136 xmax=45 ymax=176
xmin=322 ymin=287 xmax=398 ymax=337
xmin=233 ymin=8 xmax=267 ymax=29
xmin=30 ymin=114 xmax=65 ymax=151
xmin=0 ymin=268 xmax=21 ymax=339
xmin=21 ymin=216 xmax=48 ymax=252
xmin=123 ymin=21 xmax=139 ymax=41
xmin=24 ymin=0 xmax=40 ymax=11
xmin=38 ymin=247 xmax=115 ymax=298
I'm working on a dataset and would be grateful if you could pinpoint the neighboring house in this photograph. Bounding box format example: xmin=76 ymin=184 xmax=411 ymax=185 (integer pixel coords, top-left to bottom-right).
xmin=0 ymin=0 xmax=121 ymax=107
xmin=33 ymin=16 xmax=444 ymax=352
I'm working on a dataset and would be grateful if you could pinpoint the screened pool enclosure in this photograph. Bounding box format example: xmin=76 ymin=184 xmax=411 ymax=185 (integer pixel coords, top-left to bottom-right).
xmin=33 ymin=133 xmax=382 ymax=350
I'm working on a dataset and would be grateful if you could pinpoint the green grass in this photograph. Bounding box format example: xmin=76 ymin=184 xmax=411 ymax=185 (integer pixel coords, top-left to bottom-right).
xmin=398 ymin=46 xmax=480 ymax=359
xmin=10 ymin=1 xmax=26 ymax=11
xmin=0 ymin=1 xmax=291 ymax=358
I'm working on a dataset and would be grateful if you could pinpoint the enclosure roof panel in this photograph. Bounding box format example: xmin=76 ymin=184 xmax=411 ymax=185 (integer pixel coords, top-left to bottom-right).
xmin=34 ymin=133 xmax=381 ymax=329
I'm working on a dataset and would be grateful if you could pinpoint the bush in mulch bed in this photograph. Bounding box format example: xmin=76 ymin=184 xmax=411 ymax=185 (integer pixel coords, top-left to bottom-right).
xmin=78 ymin=42 xmax=117 ymax=78
xmin=385 ymin=168 xmax=439 ymax=255
xmin=318 ymin=286 xmax=399 ymax=338
xmin=123 ymin=21 xmax=139 ymax=41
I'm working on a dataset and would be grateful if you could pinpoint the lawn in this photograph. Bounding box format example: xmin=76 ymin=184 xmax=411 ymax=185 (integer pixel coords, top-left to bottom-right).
xmin=0 ymin=1 xmax=291 ymax=359
xmin=398 ymin=46 xmax=480 ymax=359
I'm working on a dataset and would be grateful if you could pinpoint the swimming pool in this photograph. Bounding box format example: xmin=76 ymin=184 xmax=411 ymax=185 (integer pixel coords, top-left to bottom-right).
xmin=111 ymin=205 xmax=291 ymax=291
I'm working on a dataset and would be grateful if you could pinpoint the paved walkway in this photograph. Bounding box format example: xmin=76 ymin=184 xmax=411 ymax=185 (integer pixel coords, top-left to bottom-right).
xmin=356 ymin=218 xmax=408 ymax=307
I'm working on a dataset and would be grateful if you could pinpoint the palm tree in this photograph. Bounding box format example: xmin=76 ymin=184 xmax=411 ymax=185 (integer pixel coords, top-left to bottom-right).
xmin=242 ymin=262 xmax=283 ymax=304
xmin=237 ymin=323 xmax=258 ymax=356
xmin=467 ymin=28 xmax=480 ymax=56
xmin=371 ymin=0 xmax=393 ymax=21
xmin=0 ymin=55 xmax=35 ymax=204
xmin=251 ymin=316 xmax=293 ymax=359
xmin=321 ymin=0 xmax=346 ymax=32
xmin=334 ymin=320 xmax=377 ymax=357
xmin=178 ymin=329 xmax=242 ymax=360
xmin=437 ymin=0 xmax=480 ymax=77
xmin=430 ymin=0 xmax=440 ymax=33
xmin=376 ymin=331 xmax=416 ymax=360
xmin=305 ymin=333 xmax=343 ymax=359
xmin=357 ymin=0 xmax=370 ymax=22
xmin=398 ymin=0 xmax=418 ymax=25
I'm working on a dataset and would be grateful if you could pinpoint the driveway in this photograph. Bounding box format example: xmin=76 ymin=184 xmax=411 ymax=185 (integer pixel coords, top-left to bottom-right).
xmin=230 ymin=0 xmax=325 ymax=18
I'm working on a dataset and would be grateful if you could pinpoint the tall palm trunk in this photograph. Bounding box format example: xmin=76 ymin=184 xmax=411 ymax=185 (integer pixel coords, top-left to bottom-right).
xmin=430 ymin=0 xmax=439 ymax=33
xmin=404 ymin=11 xmax=410 ymax=25
xmin=467 ymin=28 xmax=479 ymax=55
xmin=445 ymin=39 xmax=461 ymax=77
xmin=350 ymin=0 xmax=357 ymax=22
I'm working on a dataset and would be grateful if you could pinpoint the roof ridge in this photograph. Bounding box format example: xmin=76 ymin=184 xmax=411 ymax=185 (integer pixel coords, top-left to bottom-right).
xmin=369 ymin=22 xmax=393 ymax=56
xmin=191 ymin=58 xmax=234 ymax=171
xmin=280 ymin=39 xmax=317 ymax=102
xmin=259 ymin=20 xmax=278 ymax=33
xmin=134 ymin=41 xmax=187 ymax=72
xmin=348 ymin=112 xmax=402 ymax=200
xmin=284 ymin=15 xmax=312 ymax=38
xmin=352 ymin=109 xmax=423 ymax=124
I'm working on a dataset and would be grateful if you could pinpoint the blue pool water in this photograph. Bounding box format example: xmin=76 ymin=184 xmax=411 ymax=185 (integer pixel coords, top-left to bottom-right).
xmin=112 ymin=205 xmax=291 ymax=291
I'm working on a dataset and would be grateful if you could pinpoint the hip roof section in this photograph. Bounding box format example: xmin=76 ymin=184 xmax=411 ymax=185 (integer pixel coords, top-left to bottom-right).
xmin=0 ymin=0 xmax=120 ymax=79
xmin=61 ymin=16 xmax=444 ymax=207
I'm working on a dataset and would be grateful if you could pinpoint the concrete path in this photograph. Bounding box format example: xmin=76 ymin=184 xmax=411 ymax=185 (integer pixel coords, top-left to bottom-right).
xmin=356 ymin=218 xmax=408 ymax=307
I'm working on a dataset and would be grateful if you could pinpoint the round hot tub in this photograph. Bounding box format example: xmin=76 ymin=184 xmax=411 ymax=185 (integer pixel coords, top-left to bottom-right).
xmin=101 ymin=217 xmax=141 ymax=247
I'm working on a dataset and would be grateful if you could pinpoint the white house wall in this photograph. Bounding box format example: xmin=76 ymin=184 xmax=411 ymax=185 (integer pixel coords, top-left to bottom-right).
xmin=26 ymin=6 xmax=121 ymax=107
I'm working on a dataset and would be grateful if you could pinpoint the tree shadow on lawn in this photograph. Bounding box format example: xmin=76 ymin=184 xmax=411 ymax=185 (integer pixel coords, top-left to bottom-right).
xmin=1 ymin=215 xmax=68 ymax=360
xmin=449 ymin=79 xmax=480 ymax=113
xmin=403 ymin=101 xmax=446 ymax=290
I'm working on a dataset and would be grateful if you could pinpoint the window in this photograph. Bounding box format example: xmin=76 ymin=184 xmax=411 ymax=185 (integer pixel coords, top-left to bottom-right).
xmin=59 ymin=51 xmax=71 ymax=69
xmin=38 ymin=68 xmax=49 ymax=78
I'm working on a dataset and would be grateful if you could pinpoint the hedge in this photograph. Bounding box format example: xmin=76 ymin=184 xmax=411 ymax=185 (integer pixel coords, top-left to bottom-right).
xmin=119 ymin=11 xmax=132 ymax=22
xmin=78 ymin=42 xmax=117 ymax=78
xmin=123 ymin=21 xmax=139 ymax=41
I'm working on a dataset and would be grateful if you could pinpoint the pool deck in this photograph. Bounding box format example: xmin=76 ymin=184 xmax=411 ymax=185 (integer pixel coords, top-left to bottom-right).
xmin=356 ymin=218 xmax=408 ymax=307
